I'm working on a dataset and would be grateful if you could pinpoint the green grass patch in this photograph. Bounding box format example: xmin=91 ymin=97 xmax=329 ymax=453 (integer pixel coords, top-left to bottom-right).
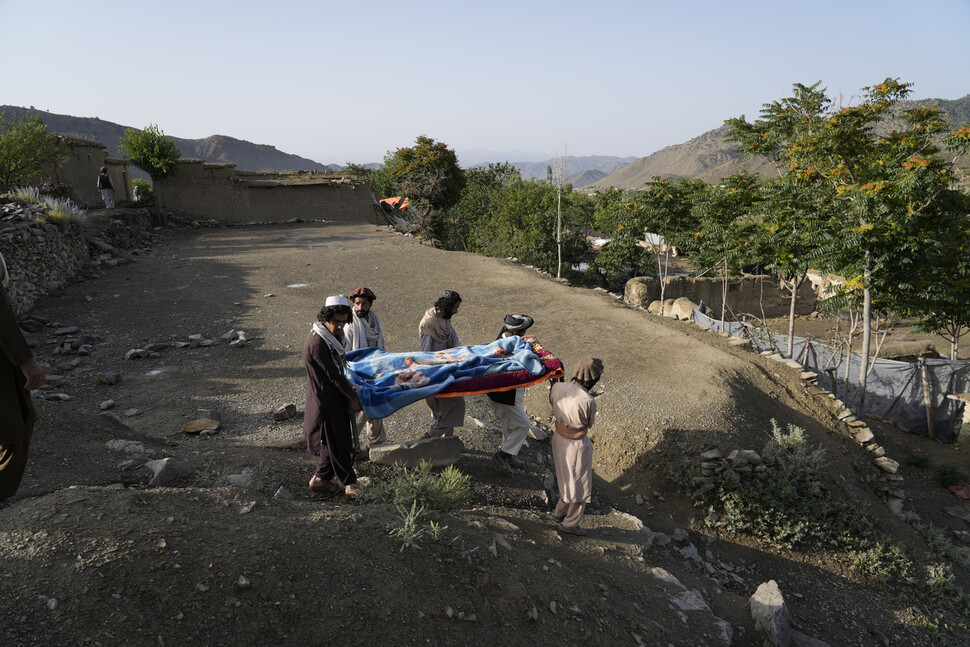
xmin=361 ymin=461 xmax=471 ymax=512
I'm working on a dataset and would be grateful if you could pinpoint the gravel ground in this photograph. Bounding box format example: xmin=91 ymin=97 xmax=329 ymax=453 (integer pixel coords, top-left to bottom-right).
xmin=2 ymin=220 xmax=969 ymax=646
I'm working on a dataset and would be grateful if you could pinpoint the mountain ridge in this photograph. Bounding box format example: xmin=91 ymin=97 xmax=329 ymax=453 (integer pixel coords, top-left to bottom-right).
xmin=592 ymin=94 xmax=970 ymax=189
xmin=0 ymin=106 xmax=340 ymax=174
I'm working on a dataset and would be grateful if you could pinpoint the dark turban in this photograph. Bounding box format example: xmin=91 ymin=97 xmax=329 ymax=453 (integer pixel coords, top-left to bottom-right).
xmin=573 ymin=357 xmax=604 ymax=382
xmin=349 ymin=286 xmax=376 ymax=302
xmin=502 ymin=314 xmax=534 ymax=333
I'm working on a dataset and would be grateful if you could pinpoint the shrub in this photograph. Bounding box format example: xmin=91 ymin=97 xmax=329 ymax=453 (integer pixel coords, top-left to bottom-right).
xmin=904 ymin=453 xmax=931 ymax=469
xmin=935 ymin=465 xmax=966 ymax=488
xmin=8 ymin=186 xmax=86 ymax=226
xmin=700 ymin=420 xmax=873 ymax=549
xmin=386 ymin=501 xmax=446 ymax=552
xmin=849 ymin=538 xmax=912 ymax=585
xmin=361 ymin=461 xmax=470 ymax=512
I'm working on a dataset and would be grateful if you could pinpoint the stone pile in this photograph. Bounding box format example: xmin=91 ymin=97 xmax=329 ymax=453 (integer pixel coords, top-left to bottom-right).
xmin=691 ymin=447 xmax=771 ymax=499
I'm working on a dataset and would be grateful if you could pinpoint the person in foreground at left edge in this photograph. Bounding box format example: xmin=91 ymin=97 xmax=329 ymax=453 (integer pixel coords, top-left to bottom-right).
xmin=0 ymin=252 xmax=46 ymax=510
xmin=304 ymin=295 xmax=362 ymax=498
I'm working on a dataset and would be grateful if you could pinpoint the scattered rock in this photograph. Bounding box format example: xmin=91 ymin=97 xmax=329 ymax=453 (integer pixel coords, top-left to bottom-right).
xmin=272 ymin=403 xmax=297 ymax=421
xmin=873 ymin=456 xmax=899 ymax=474
xmin=144 ymin=458 xmax=193 ymax=487
xmin=369 ymin=436 xmax=464 ymax=468
xmin=182 ymin=418 xmax=220 ymax=434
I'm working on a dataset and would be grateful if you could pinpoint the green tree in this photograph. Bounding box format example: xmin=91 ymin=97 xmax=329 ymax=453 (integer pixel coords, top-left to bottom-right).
xmin=118 ymin=124 xmax=180 ymax=216
xmin=727 ymin=79 xmax=969 ymax=405
xmin=383 ymin=136 xmax=465 ymax=235
xmin=906 ymin=192 xmax=970 ymax=359
xmin=589 ymin=188 xmax=655 ymax=290
xmin=688 ymin=172 xmax=764 ymax=327
xmin=641 ymin=177 xmax=705 ymax=313
xmin=0 ymin=112 xmax=66 ymax=189
xmin=466 ymin=178 xmax=588 ymax=276
xmin=446 ymin=162 xmax=521 ymax=251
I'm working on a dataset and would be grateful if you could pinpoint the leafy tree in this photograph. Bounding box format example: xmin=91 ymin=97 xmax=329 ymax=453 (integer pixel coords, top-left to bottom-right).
xmin=641 ymin=177 xmax=705 ymax=313
xmin=383 ymin=136 xmax=465 ymax=235
xmin=0 ymin=112 xmax=66 ymax=189
xmin=907 ymin=192 xmax=970 ymax=359
xmin=118 ymin=124 xmax=180 ymax=216
xmin=466 ymin=177 xmax=588 ymax=276
xmin=688 ymin=172 xmax=765 ymax=327
xmin=343 ymin=162 xmax=371 ymax=178
xmin=589 ymin=188 xmax=655 ymax=290
xmin=727 ymin=79 xmax=970 ymax=405
xmin=446 ymin=162 xmax=521 ymax=251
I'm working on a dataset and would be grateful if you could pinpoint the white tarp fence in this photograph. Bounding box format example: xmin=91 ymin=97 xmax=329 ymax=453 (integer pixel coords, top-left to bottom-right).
xmin=693 ymin=309 xmax=969 ymax=442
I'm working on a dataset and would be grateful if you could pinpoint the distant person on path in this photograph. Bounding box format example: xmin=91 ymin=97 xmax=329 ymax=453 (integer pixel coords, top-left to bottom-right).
xmin=132 ymin=184 xmax=142 ymax=202
xmin=549 ymin=357 xmax=603 ymax=536
xmin=97 ymin=167 xmax=114 ymax=209
xmin=418 ymin=290 xmax=465 ymax=438
xmin=0 ymin=252 xmax=46 ymax=510
xmin=304 ymin=295 xmax=362 ymax=498
xmin=488 ymin=314 xmax=535 ymax=472
xmin=344 ymin=286 xmax=386 ymax=450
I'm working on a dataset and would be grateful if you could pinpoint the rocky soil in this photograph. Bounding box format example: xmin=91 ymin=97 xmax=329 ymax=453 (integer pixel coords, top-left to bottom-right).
xmin=2 ymin=215 xmax=970 ymax=646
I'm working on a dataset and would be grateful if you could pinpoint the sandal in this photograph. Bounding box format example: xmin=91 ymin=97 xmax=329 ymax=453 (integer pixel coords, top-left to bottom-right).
xmin=558 ymin=524 xmax=586 ymax=536
xmin=344 ymin=484 xmax=361 ymax=498
xmin=308 ymin=476 xmax=340 ymax=494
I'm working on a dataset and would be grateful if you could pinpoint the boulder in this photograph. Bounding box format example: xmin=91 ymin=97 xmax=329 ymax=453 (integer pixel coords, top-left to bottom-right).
xmin=369 ymin=436 xmax=464 ymax=468
xmin=144 ymin=458 xmax=193 ymax=487
xmin=750 ymin=580 xmax=791 ymax=647
xmin=670 ymin=297 xmax=699 ymax=321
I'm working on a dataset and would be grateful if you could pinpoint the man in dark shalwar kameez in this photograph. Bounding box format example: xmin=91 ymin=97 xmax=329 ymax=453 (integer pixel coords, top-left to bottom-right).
xmin=304 ymin=295 xmax=362 ymax=497
xmin=0 ymin=252 xmax=46 ymax=510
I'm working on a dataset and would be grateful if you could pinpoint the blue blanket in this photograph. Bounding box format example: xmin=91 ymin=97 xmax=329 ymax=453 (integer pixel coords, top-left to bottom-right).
xmin=346 ymin=336 xmax=545 ymax=419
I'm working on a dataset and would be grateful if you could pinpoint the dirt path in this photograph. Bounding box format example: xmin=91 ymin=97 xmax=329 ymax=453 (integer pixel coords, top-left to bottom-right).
xmin=3 ymin=221 xmax=968 ymax=646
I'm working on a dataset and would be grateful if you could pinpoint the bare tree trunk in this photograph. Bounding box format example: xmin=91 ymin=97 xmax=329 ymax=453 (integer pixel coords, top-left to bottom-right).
xmin=786 ymin=280 xmax=798 ymax=358
xmin=920 ymin=358 xmax=936 ymax=441
xmin=720 ymin=256 xmax=728 ymax=330
xmin=553 ymin=145 xmax=567 ymax=280
xmin=858 ymin=258 xmax=872 ymax=408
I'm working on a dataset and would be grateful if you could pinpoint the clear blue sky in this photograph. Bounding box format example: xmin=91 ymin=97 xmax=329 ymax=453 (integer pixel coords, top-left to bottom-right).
xmin=4 ymin=0 xmax=969 ymax=166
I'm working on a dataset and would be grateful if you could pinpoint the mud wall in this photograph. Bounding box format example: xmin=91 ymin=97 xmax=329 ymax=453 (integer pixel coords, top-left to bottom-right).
xmin=157 ymin=161 xmax=376 ymax=224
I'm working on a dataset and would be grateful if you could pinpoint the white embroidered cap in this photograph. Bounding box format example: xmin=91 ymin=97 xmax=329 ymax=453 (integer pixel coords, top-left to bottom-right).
xmin=325 ymin=295 xmax=349 ymax=307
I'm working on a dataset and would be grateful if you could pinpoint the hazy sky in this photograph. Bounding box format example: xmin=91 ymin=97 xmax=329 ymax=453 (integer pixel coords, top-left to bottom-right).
xmin=4 ymin=0 xmax=969 ymax=166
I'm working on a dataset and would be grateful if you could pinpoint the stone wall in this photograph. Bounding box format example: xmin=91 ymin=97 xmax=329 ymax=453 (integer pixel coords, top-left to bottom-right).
xmin=0 ymin=203 xmax=90 ymax=316
xmin=157 ymin=160 xmax=376 ymax=224
xmin=625 ymin=275 xmax=816 ymax=318
xmin=1 ymin=199 xmax=154 ymax=317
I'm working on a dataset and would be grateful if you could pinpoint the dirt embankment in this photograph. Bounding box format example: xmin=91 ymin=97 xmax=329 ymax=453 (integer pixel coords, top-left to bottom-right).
xmin=2 ymin=220 xmax=968 ymax=646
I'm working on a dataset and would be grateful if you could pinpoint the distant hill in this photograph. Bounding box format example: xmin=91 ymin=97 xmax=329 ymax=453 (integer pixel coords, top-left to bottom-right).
xmin=593 ymin=94 xmax=970 ymax=190
xmin=0 ymin=106 xmax=340 ymax=176
xmin=509 ymin=155 xmax=638 ymax=183
xmin=565 ymin=169 xmax=608 ymax=188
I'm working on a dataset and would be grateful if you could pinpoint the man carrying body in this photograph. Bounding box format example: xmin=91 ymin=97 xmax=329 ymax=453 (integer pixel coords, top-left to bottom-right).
xmin=0 ymin=252 xmax=46 ymax=509
xmin=304 ymin=295 xmax=362 ymax=498
xmin=488 ymin=314 xmax=534 ymax=472
xmin=418 ymin=290 xmax=464 ymax=438
xmin=344 ymin=286 xmax=386 ymax=449
xmin=549 ymin=357 xmax=603 ymax=536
